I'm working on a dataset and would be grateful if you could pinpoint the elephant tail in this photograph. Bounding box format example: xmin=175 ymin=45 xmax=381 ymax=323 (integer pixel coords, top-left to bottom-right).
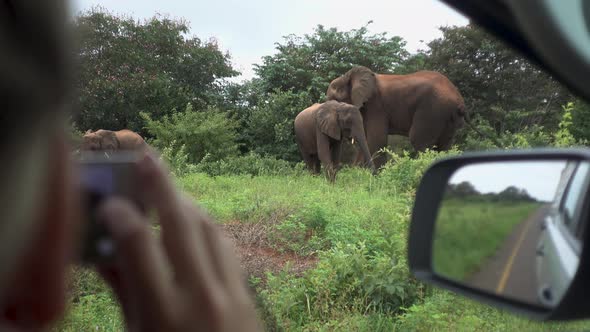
xmin=459 ymin=105 xmax=503 ymax=148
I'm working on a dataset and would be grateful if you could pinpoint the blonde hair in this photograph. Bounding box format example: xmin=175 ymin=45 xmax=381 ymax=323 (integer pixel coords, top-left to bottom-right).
xmin=0 ymin=0 xmax=72 ymax=292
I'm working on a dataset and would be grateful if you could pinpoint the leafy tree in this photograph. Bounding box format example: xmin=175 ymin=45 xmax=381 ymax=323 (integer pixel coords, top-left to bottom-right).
xmin=570 ymin=99 xmax=590 ymax=142
xmin=73 ymin=8 xmax=238 ymax=134
xmin=254 ymin=23 xmax=409 ymax=102
xmin=446 ymin=181 xmax=480 ymax=198
xmin=422 ymin=24 xmax=572 ymax=142
xmin=142 ymin=104 xmax=239 ymax=163
xmin=497 ymin=186 xmax=535 ymax=202
xmin=243 ymin=90 xmax=313 ymax=162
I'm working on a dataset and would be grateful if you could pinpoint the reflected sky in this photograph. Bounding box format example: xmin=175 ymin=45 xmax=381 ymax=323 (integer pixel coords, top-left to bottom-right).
xmin=449 ymin=161 xmax=568 ymax=201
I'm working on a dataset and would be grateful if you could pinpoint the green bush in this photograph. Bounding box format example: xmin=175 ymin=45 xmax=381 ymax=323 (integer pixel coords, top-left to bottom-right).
xmin=260 ymin=242 xmax=423 ymax=327
xmin=461 ymin=120 xmax=552 ymax=151
xmin=243 ymin=90 xmax=313 ymax=162
xmin=570 ymin=99 xmax=590 ymax=142
xmin=377 ymin=148 xmax=461 ymax=196
xmin=158 ymin=140 xmax=198 ymax=177
xmin=554 ymin=102 xmax=589 ymax=147
xmin=142 ymin=103 xmax=239 ymax=163
xmin=195 ymin=152 xmax=305 ymax=177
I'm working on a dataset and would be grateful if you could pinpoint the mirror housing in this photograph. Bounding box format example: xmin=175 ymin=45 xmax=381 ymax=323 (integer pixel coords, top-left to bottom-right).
xmin=409 ymin=148 xmax=590 ymax=321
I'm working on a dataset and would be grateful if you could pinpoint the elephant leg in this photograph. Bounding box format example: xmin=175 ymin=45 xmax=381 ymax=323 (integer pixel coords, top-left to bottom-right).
xmin=361 ymin=112 xmax=388 ymax=169
xmin=435 ymin=121 xmax=456 ymax=152
xmin=409 ymin=107 xmax=447 ymax=153
xmin=317 ymin=134 xmax=336 ymax=182
xmin=331 ymin=140 xmax=342 ymax=171
xmin=303 ymin=153 xmax=320 ymax=174
xmin=313 ymin=157 xmax=321 ymax=174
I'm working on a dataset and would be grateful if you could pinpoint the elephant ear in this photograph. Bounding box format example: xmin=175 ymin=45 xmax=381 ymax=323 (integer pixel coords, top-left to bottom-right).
xmin=316 ymin=102 xmax=341 ymax=140
xmin=98 ymin=130 xmax=119 ymax=149
xmin=348 ymin=66 xmax=377 ymax=108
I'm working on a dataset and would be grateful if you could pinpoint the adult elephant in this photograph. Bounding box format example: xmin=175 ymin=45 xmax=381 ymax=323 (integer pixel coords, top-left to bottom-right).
xmin=294 ymin=101 xmax=376 ymax=182
xmin=326 ymin=66 xmax=471 ymax=168
xmin=81 ymin=129 xmax=146 ymax=151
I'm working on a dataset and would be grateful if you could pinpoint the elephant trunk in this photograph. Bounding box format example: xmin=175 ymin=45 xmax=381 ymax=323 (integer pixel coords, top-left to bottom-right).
xmin=352 ymin=127 xmax=376 ymax=174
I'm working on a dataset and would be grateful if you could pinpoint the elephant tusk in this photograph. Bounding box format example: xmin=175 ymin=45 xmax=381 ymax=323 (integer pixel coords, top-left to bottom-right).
xmin=351 ymin=137 xmax=355 ymax=145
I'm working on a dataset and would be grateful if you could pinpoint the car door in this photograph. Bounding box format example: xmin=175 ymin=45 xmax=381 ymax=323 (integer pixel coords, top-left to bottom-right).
xmin=537 ymin=161 xmax=590 ymax=306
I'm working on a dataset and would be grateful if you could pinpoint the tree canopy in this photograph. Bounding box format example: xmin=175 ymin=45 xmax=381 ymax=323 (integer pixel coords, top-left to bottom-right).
xmin=73 ymin=8 xmax=238 ymax=134
xmin=254 ymin=23 xmax=409 ymax=102
xmin=423 ymin=24 xmax=571 ymax=135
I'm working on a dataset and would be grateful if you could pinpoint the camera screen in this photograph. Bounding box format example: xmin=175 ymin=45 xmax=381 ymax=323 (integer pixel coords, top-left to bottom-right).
xmin=80 ymin=164 xmax=115 ymax=195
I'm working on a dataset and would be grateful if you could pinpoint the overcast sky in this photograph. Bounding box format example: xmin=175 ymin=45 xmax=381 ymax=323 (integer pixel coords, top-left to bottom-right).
xmin=449 ymin=161 xmax=569 ymax=202
xmin=69 ymin=0 xmax=469 ymax=81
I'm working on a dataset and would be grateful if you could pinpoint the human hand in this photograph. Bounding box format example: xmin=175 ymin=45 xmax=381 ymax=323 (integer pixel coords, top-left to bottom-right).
xmin=97 ymin=151 xmax=260 ymax=331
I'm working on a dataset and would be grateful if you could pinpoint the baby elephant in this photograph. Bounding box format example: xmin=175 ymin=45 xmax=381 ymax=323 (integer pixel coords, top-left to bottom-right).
xmin=294 ymin=101 xmax=376 ymax=182
xmin=81 ymin=129 xmax=146 ymax=152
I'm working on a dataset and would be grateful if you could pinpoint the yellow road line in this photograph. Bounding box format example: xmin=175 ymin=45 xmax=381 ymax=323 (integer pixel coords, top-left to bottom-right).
xmin=495 ymin=212 xmax=536 ymax=294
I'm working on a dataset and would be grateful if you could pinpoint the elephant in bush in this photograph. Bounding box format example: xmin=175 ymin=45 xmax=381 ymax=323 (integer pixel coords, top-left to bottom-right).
xmin=294 ymin=101 xmax=376 ymax=182
xmin=81 ymin=129 xmax=146 ymax=151
xmin=327 ymin=66 xmax=472 ymax=168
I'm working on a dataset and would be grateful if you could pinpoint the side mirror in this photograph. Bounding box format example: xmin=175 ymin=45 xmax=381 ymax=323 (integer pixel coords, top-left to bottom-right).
xmin=409 ymin=149 xmax=590 ymax=321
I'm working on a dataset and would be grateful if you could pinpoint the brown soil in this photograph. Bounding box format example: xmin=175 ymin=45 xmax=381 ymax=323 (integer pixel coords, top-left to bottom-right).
xmin=221 ymin=221 xmax=318 ymax=282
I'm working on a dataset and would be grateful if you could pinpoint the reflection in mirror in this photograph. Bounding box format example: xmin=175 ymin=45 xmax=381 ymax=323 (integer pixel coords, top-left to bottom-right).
xmin=433 ymin=160 xmax=590 ymax=308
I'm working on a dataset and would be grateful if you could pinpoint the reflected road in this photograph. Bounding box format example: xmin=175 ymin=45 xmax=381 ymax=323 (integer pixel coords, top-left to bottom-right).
xmin=468 ymin=205 xmax=549 ymax=305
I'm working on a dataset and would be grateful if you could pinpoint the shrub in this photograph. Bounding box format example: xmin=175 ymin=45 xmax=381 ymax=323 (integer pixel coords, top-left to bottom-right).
xmin=158 ymin=140 xmax=198 ymax=177
xmin=377 ymin=148 xmax=461 ymax=196
xmin=195 ymin=152 xmax=305 ymax=177
xmin=570 ymin=99 xmax=590 ymax=142
xmin=554 ymin=102 xmax=588 ymax=147
xmin=142 ymin=103 xmax=239 ymax=163
xmin=243 ymin=90 xmax=313 ymax=162
xmin=260 ymin=242 xmax=423 ymax=326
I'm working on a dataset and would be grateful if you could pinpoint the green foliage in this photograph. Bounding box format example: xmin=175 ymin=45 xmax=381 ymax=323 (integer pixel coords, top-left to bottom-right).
xmin=255 ymin=23 xmax=408 ymax=101
xmin=195 ymin=152 xmax=304 ymax=177
xmin=377 ymin=148 xmax=461 ymax=195
xmin=142 ymin=104 xmax=239 ymax=163
xmin=73 ymin=8 xmax=238 ymax=134
xmin=68 ymin=122 xmax=85 ymax=150
xmin=554 ymin=101 xmax=589 ymax=147
xmin=158 ymin=140 xmax=198 ymax=177
xmin=423 ymin=24 xmax=571 ymax=144
xmin=261 ymin=243 xmax=421 ymax=327
xmin=461 ymin=120 xmax=552 ymax=150
xmin=243 ymin=90 xmax=314 ymax=161
xmin=395 ymin=290 xmax=590 ymax=331
xmin=570 ymin=99 xmax=590 ymax=142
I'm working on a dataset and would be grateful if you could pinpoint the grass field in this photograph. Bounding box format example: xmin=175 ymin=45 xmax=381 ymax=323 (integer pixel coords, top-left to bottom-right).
xmin=433 ymin=198 xmax=541 ymax=281
xmin=53 ymin=151 xmax=590 ymax=331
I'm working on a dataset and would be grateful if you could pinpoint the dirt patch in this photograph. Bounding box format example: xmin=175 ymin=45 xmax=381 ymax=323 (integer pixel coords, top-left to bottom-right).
xmin=221 ymin=221 xmax=318 ymax=282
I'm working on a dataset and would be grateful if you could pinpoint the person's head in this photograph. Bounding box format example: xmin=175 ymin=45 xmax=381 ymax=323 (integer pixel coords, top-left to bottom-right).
xmin=0 ymin=0 xmax=77 ymax=328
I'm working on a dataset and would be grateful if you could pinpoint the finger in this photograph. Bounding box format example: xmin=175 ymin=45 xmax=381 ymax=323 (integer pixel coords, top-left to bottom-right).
xmin=98 ymin=197 xmax=179 ymax=328
xmin=96 ymin=265 xmax=139 ymax=331
xmin=177 ymin=200 xmax=251 ymax=305
xmin=202 ymin=223 xmax=250 ymax=297
xmin=183 ymin=196 xmax=244 ymax=290
xmin=178 ymin=197 xmax=228 ymax=282
xmin=136 ymin=153 xmax=219 ymax=291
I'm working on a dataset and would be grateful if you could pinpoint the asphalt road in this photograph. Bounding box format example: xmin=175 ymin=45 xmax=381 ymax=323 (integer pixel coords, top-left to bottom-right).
xmin=467 ymin=205 xmax=550 ymax=306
